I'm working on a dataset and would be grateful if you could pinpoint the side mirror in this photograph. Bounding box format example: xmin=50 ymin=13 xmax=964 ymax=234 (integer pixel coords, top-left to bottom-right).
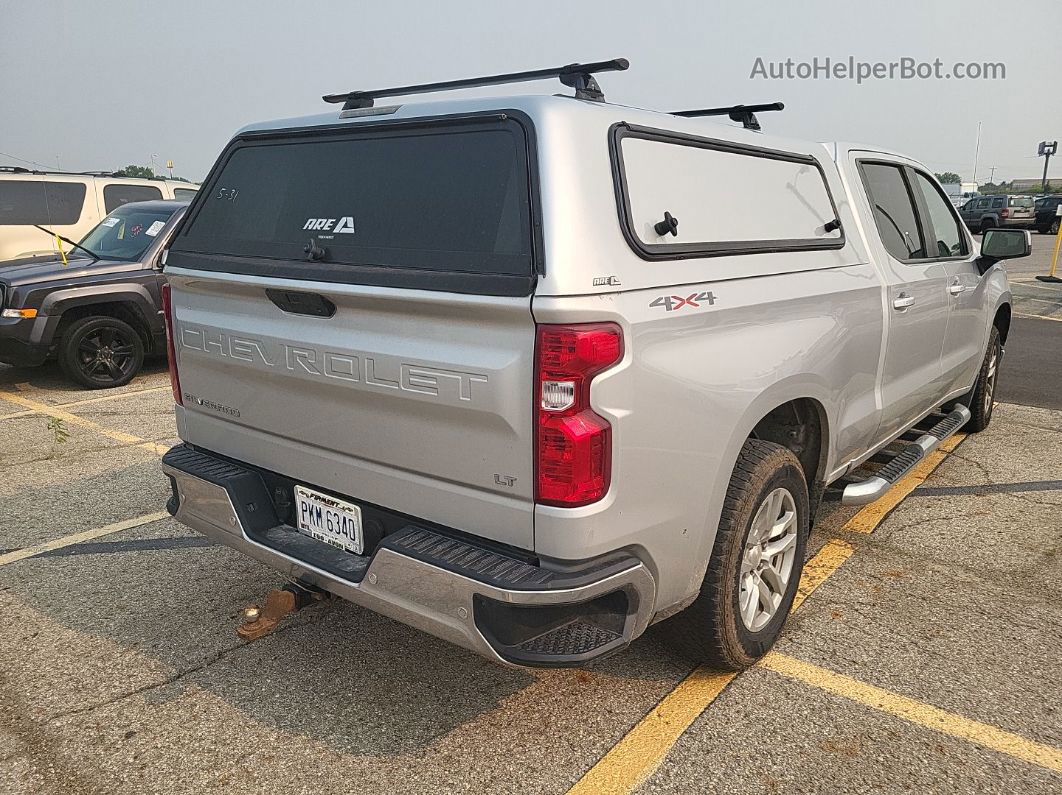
xmin=977 ymin=228 xmax=1031 ymax=274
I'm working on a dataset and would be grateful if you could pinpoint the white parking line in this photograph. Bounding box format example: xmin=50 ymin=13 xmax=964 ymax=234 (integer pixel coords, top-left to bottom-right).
xmin=0 ymin=512 xmax=169 ymax=567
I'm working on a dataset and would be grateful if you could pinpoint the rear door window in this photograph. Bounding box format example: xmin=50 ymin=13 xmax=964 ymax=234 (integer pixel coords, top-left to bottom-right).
xmin=104 ymin=184 xmax=163 ymax=212
xmin=0 ymin=180 xmax=86 ymax=225
xmin=859 ymin=163 xmax=925 ymax=261
xmin=172 ymin=187 xmax=198 ymax=200
xmin=170 ymin=118 xmax=533 ymax=287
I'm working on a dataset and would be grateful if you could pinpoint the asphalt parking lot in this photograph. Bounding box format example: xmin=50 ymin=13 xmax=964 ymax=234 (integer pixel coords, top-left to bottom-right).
xmin=2 ymin=235 xmax=1061 ymax=794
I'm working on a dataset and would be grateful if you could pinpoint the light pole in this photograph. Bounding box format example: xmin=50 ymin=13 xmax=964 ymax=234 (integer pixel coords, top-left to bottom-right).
xmin=150 ymin=153 xmax=159 ymax=177
xmin=1038 ymin=141 xmax=1057 ymax=193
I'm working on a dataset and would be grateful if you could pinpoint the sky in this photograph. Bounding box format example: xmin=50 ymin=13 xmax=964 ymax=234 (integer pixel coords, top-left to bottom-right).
xmin=2 ymin=0 xmax=1060 ymax=184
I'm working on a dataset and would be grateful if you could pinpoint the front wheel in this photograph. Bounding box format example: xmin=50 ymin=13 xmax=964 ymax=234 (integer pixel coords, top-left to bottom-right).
xmin=58 ymin=316 xmax=145 ymax=389
xmin=656 ymin=439 xmax=809 ymax=670
xmin=1050 ymin=219 xmax=1061 ymax=236
xmin=962 ymin=327 xmax=1001 ymax=433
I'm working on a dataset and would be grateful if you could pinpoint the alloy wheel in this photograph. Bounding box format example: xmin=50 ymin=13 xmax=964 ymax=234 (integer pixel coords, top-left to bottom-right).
xmin=739 ymin=487 xmax=799 ymax=631
xmin=75 ymin=325 xmax=138 ymax=385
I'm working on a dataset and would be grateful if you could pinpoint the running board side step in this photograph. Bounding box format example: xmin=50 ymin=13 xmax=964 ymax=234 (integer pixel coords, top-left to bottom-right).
xmin=841 ymin=405 xmax=971 ymax=505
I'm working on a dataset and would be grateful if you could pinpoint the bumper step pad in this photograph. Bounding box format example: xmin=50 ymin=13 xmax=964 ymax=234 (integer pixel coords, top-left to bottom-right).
xmin=517 ymin=620 xmax=622 ymax=656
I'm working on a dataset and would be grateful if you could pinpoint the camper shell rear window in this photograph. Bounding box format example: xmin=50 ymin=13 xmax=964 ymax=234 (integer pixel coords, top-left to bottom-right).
xmin=609 ymin=124 xmax=844 ymax=260
xmin=167 ymin=114 xmax=536 ymax=296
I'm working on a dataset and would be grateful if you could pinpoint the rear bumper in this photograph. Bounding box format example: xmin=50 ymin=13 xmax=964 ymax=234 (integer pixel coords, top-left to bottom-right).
xmin=161 ymin=444 xmax=656 ymax=667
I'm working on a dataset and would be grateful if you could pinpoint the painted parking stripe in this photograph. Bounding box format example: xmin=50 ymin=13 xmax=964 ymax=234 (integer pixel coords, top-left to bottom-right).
xmin=0 ymin=512 xmax=169 ymax=567
xmin=761 ymin=652 xmax=1062 ymax=774
xmin=0 ymin=385 xmax=170 ymax=420
xmin=568 ymin=439 xmax=963 ymax=794
xmin=567 ymin=538 xmax=855 ymax=795
xmin=0 ymin=389 xmax=170 ymax=455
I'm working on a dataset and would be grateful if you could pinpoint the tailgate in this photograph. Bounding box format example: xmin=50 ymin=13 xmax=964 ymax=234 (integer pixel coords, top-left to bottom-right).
xmin=167 ymin=271 xmax=536 ymax=549
xmin=163 ymin=113 xmax=539 ymax=549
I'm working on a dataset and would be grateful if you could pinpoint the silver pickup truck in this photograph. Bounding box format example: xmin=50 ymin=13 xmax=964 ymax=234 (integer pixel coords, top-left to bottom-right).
xmin=159 ymin=61 xmax=1026 ymax=670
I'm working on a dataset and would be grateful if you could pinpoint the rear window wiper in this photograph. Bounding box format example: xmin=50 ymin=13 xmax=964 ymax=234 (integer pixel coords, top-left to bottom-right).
xmin=33 ymin=225 xmax=100 ymax=263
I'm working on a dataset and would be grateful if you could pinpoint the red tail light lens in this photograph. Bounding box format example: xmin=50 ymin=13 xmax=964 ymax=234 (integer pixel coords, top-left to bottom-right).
xmin=1001 ymin=208 xmax=1010 ymax=218
xmin=160 ymin=283 xmax=182 ymax=405
xmin=535 ymin=323 xmax=623 ymax=507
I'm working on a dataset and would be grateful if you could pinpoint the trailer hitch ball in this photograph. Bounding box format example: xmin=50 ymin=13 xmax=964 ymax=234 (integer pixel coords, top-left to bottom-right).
xmin=236 ymin=582 xmax=327 ymax=641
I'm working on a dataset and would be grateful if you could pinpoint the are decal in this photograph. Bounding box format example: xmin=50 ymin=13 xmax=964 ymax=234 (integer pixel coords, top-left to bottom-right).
xmin=649 ymin=291 xmax=717 ymax=312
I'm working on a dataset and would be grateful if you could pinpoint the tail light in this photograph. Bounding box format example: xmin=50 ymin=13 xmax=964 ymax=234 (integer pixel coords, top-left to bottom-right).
xmin=160 ymin=283 xmax=182 ymax=405
xmin=1001 ymin=208 xmax=1010 ymax=218
xmin=535 ymin=323 xmax=623 ymax=507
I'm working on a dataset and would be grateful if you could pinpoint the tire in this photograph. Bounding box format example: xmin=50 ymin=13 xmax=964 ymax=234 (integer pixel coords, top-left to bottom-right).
xmin=963 ymin=326 xmax=1001 ymax=433
xmin=980 ymin=218 xmax=993 ymax=233
xmin=655 ymin=439 xmax=809 ymax=670
xmin=58 ymin=316 xmax=145 ymax=389
xmin=1050 ymin=219 xmax=1061 ymax=236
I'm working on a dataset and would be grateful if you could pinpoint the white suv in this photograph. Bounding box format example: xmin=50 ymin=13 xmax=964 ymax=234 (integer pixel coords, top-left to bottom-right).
xmin=0 ymin=168 xmax=198 ymax=261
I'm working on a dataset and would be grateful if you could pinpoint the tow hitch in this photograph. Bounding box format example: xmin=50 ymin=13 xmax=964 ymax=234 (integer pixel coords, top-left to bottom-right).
xmin=237 ymin=581 xmax=330 ymax=641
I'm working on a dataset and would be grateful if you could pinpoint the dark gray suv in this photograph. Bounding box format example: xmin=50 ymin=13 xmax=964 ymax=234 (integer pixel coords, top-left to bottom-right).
xmin=0 ymin=200 xmax=186 ymax=387
xmin=959 ymin=194 xmax=1036 ymax=233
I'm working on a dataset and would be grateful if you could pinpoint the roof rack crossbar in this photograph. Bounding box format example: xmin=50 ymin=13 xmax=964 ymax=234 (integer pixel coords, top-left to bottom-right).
xmin=323 ymin=58 xmax=630 ymax=110
xmin=672 ymin=102 xmax=785 ymax=131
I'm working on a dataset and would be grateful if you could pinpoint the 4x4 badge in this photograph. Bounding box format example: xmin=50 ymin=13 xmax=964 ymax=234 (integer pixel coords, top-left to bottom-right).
xmin=649 ymin=291 xmax=716 ymax=312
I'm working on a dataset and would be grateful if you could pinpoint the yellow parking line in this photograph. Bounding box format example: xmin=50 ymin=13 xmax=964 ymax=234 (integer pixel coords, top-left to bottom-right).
xmin=568 ymin=538 xmax=855 ymax=795
xmin=569 ymin=436 xmax=965 ymax=793
xmin=761 ymin=652 xmax=1062 ymax=774
xmin=0 ymin=385 xmax=169 ymax=420
xmin=0 ymin=389 xmax=169 ymax=455
xmin=568 ymin=668 xmax=738 ymax=795
xmin=0 ymin=511 xmax=169 ymax=567
xmin=841 ymin=434 xmax=965 ymax=534
xmin=791 ymin=537 xmax=856 ymax=610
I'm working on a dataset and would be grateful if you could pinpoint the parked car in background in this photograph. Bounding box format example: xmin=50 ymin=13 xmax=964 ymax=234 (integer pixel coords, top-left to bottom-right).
xmin=1033 ymin=195 xmax=1062 ymax=234
xmin=0 ymin=200 xmax=187 ymax=387
xmin=158 ymin=66 xmax=1019 ymax=671
xmin=0 ymin=168 xmax=197 ymax=261
xmin=959 ymin=194 xmax=1036 ymax=233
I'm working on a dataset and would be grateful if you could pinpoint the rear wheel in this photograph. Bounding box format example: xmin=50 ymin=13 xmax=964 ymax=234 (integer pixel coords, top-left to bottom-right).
xmin=59 ymin=316 xmax=145 ymax=389
xmin=656 ymin=439 xmax=809 ymax=670
xmin=980 ymin=218 xmax=994 ymax=233
xmin=963 ymin=327 xmax=1001 ymax=433
xmin=1050 ymin=219 xmax=1060 ymax=236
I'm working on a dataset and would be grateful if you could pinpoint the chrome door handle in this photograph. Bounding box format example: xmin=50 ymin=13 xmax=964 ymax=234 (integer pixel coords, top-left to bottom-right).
xmin=949 ymin=280 xmax=966 ymax=295
xmin=893 ymin=293 xmax=916 ymax=310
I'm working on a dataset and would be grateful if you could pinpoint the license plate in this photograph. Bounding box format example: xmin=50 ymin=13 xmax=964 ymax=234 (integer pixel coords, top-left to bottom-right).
xmin=293 ymin=485 xmax=363 ymax=554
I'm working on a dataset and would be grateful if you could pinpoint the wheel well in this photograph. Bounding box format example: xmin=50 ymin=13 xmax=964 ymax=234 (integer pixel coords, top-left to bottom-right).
xmin=54 ymin=302 xmax=153 ymax=351
xmin=993 ymin=303 xmax=1011 ymax=344
xmin=749 ymin=398 xmax=829 ymax=494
